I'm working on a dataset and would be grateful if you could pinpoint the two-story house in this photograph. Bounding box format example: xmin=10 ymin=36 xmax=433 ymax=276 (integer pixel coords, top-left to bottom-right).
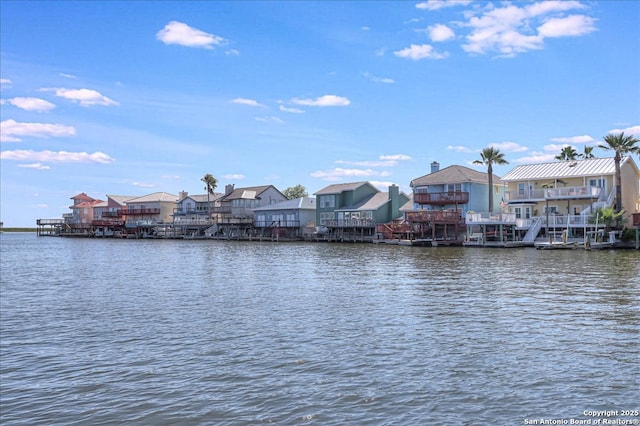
xmin=173 ymin=191 xmax=224 ymax=237
xmin=121 ymin=192 xmax=179 ymax=236
xmin=253 ymin=197 xmax=317 ymax=239
xmin=407 ymin=162 xmax=504 ymax=243
xmin=499 ymin=156 xmax=640 ymax=243
xmin=213 ymin=184 xmax=288 ymax=237
xmin=66 ymin=193 xmax=104 ymax=233
xmin=314 ymin=182 xmax=409 ymax=241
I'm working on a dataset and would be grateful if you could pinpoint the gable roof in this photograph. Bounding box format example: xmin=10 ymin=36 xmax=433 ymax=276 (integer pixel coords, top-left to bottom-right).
xmin=126 ymin=192 xmax=179 ymax=203
xmin=220 ymin=185 xmax=281 ymax=201
xmin=501 ymin=157 xmax=638 ymax=181
xmin=314 ymin=181 xmax=377 ymax=195
xmin=252 ymin=197 xmax=316 ymax=211
xmin=179 ymin=193 xmax=223 ymax=203
xmin=336 ymin=192 xmax=390 ymax=211
xmin=107 ymin=195 xmax=137 ymax=206
xmin=70 ymin=192 xmax=96 ymax=202
xmin=411 ymin=165 xmax=501 ymax=186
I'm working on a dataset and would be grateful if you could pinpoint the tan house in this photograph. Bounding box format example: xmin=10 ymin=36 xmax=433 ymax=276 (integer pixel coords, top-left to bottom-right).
xmin=499 ymin=156 xmax=640 ymax=242
xmin=123 ymin=192 xmax=179 ymax=226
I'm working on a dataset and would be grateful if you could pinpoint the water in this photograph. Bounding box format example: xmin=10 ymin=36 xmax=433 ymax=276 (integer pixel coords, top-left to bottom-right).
xmin=1 ymin=233 xmax=638 ymax=425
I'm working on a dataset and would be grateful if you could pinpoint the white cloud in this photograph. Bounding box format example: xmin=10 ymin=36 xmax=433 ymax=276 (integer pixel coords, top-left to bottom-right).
xmin=44 ymin=88 xmax=118 ymax=107
xmin=232 ymin=97 xmax=263 ymax=107
xmin=361 ymin=26 xmax=371 ymax=31
xmin=310 ymin=167 xmax=380 ymax=181
xmin=380 ymin=154 xmax=412 ymax=161
xmin=156 ymin=21 xmax=226 ymax=49
xmin=489 ymin=141 xmax=528 ymax=152
xmin=255 ymin=116 xmax=284 ymax=124
xmin=59 ymin=73 xmax=77 ymax=79
xmin=225 ymin=49 xmax=240 ymax=56
xmin=428 ymin=24 xmax=455 ymax=42
xmin=550 ymin=135 xmax=596 ymax=144
xmin=544 ymin=143 xmax=572 ymax=152
xmin=132 ymin=182 xmax=156 ymax=188
xmin=416 ymin=0 xmax=472 ymax=11
xmin=6 ymin=97 xmax=56 ymax=112
xmin=514 ymin=151 xmax=556 ymax=163
xmin=279 ymin=105 xmax=304 ymax=114
xmin=607 ymin=125 xmax=640 ymax=137
xmin=537 ymin=14 xmax=597 ymax=38
xmin=394 ymin=44 xmax=448 ymax=60
xmin=222 ymin=174 xmax=245 ymax=180
xmin=17 ymin=163 xmax=51 ymax=170
xmin=0 ymin=149 xmax=114 ymax=164
xmin=292 ymin=95 xmax=351 ymax=107
xmin=0 ymin=119 xmax=76 ymax=142
xmin=363 ymin=72 xmax=395 ymax=84
xmin=0 ymin=78 xmax=12 ymax=86
xmin=447 ymin=145 xmax=476 ymax=153
xmin=461 ymin=2 xmax=596 ymax=57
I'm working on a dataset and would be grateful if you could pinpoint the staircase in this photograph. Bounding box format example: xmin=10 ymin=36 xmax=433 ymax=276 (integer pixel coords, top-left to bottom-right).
xmin=523 ymin=217 xmax=543 ymax=243
xmin=581 ymin=188 xmax=615 ymax=215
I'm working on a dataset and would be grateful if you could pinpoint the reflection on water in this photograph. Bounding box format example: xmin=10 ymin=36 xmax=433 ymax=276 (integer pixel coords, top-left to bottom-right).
xmin=1 ymin=233 xmax=638 ymax=424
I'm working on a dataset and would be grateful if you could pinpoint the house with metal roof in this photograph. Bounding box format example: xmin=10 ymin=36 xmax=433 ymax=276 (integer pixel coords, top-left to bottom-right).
xmin=495 ymin=156 xmax=640 ymax=244
xmin=314 ymin=181 xmax=409 ymax=241
xmin=253 ymin=197 xmax=317 ymax=239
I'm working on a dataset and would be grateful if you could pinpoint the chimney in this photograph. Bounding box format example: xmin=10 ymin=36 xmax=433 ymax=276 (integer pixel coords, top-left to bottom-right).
xmin=389 ymin=184 xmax=400 ymax=218
xmin=225 ymin=184 xmax=235 ymax=195
xmin=179 ymin=190 xmax=188 ymax=200
xmin=431 ymin=161 xmax=440 ymax=174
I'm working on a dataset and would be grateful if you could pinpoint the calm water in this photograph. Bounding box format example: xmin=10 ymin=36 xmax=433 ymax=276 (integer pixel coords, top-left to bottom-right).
xmin=1 ymin=233 xmax=638 ymax=425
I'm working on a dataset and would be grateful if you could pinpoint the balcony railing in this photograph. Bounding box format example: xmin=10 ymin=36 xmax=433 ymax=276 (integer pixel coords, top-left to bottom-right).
xmin=254 ymin=220 xmax=301 ymax=228
xmin=405 ymin=210 xmax=462 ymax=223
xmin=466 ymin=212 xmax=517 ymax=224
xmin=506 ymin=186 xmax=602 ymax=202
xmin=101 ymin=211 xmax=121 ymax=218
xmin=414 ymin=191 xmax=469 ymax=205
xmin=324 ymin=218 xmax=376 ymax=228
xmin=118 ymin=208 xmax=161 ymax=215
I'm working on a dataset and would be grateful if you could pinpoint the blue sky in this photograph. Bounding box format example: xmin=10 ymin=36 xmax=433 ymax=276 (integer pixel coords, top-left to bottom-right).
xmin=1 ymin=0 xmax=638 ymax=227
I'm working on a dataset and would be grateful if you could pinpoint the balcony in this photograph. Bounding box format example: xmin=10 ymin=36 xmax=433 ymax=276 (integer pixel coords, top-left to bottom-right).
xmin=118 ymin=208 xmax=160 ymax=215
xmin=414 ymin=191 xmax=469 ymax=205
xmin=506 ymin=186 xmax=601 ymax=202
xmin=325 ymin=218 xmax=376 ymax=228
xmin=254 ymin=220 xmax=301 ymax=228
xmin=405 ymin=210 xmax=462 ymax=223
xmin=466 ymin=212 xmax=517 ymax=225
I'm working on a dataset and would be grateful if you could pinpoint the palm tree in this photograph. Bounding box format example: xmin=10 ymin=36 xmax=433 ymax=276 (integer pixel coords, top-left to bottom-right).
xmin=201 ymin=173 xmax=218 ymax=222
xmin=473 ymin=147 xmax=508 ymax=212
xmin=580 ymin=146 xmax=595 ymax=159
xmin=600 ymin=132 xmax=640 ymax=212
xmin=555 ymin=146 xmax=578 ymax=161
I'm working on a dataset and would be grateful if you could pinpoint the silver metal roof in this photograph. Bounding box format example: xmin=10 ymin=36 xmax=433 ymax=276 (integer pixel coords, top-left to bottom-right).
xmin=501 ymin=157 xmax=632 ymax=181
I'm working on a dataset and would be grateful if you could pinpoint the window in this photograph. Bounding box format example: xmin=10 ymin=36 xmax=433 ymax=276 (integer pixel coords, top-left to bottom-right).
xmin=589 ymin=179 xmax=605 ymax=188
xmin=514 ymin=207 xmax=522 ymax=219
xmin=446 ymin=183 xmax=462 ymax=192
xmin=320 ymin=212 xmax=335 ymax=224
xmin=319 ymin=195 xmax=335 ymax=208
xmin=544 ymin=206 xmax=558 ymax=214
xmin=518 ymin=183 xmax=525 ymax=195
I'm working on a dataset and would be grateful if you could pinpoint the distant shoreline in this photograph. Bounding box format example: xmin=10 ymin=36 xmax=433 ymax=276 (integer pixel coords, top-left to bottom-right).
xmin=1 ymin=228 xmax=37 ymax=232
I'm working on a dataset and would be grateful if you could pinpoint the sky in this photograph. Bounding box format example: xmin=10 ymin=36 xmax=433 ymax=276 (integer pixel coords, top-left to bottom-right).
xmin=1 ymin=0 xmax=639 ymax=227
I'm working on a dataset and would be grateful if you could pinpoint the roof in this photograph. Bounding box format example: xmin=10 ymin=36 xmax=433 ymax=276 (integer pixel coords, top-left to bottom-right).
xmin=336 ymin=192 xmax=389 ymax=211
xmin=107 ymin=195 xmax=137 ymax=205
xmin=501 ymin=157 xmax=638 ymax=181
xmin=70 ymin=199 xmax=104 ymax=208
xmin=252 ymin=197 xmax=316 ymax=211
xmin=70 ymin=192 xmax=96 ymax=202
xmin=179 ymin=193 xmax=223 ymax=203
xmin=411 ymin=165 xmax=501 ymax=186
xmin=220 ymin=185 xmax=277 ymax=201
xmin=126 ymin=192 xmax=179 ymax=203
xmin=314 ymin=181 xmax=376 ymax=195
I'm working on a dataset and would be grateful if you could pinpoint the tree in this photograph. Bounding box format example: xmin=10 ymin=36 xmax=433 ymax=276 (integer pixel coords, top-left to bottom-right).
xmin=599 ymin=132 xmax=640 ymax=212
xmin=580 ymin=146 xmax=595 ymax=159
xmin=201 ymin=173 xmax=218 ymax=221
xmin=473 ymin=147 xmax=508 ymax=212
xmin=555 ymin=146 xmax=578 ymax=161
xmin=283 ymin=184 xmax=308 ymax=200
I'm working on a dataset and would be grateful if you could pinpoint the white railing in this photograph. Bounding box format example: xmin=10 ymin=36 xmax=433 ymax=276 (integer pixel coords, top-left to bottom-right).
xmin=466 ymin=212 xmax=517 ymax=224
xmin=506 ymin=185 xmax=601 ymax=201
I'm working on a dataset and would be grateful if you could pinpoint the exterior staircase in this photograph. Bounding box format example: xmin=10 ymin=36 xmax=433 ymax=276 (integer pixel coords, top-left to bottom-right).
xmin=523 ymin=217 xmax=543 ymax=243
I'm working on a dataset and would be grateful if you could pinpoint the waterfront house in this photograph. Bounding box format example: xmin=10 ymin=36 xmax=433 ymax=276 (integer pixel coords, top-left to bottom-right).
xmin=91 ymin=195 xmax=137 ymax=236
xmin=173 ymin=191 xmax=224 ymax=236
xmin=213 ymin=184 xmax=288 ymax=237
xmin=314 ymin=182 xmax=409 ymax=241
xmin=66 ymin=193 xmax=105 ymax=233
xmin=122 ymin=192 xmax=179 ymax=236
xmin=498 ymin=156 xmax=640 ymax=243
xmin=406 ymin=162 xmax=504 ymax=243
xmin=253 ymin=197 xmax=317 ymax=239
